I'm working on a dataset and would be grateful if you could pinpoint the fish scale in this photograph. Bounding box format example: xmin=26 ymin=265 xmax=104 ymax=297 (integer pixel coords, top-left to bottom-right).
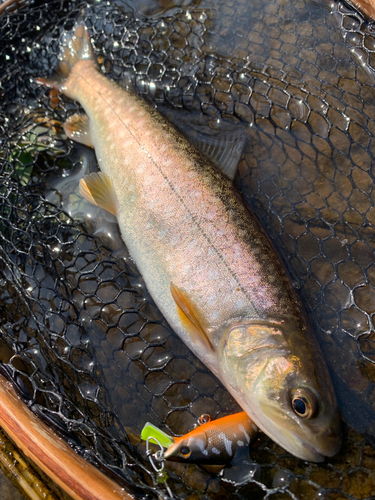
xmin=63 ymin=52 xmax=285 ymax=331
xmin=3 ymin=0 xmax=375 ymax=497
xmin=37 ymin=23 xmax=341 ymax=463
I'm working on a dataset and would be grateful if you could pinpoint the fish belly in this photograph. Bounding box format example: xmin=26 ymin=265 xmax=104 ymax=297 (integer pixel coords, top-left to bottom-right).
xmin=66 ymin=59 xmax=296 ymax=375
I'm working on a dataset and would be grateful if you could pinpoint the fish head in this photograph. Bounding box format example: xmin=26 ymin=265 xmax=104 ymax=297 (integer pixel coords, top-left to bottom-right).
xmin=164 ymin=428 xmax=213 ymax=463
xmin=219 ymin=319 xmax=341 ymax=462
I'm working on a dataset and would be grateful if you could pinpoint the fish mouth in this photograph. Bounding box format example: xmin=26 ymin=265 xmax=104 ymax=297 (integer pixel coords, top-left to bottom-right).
xmin=258 ymin=402 xmax=341 ymax=462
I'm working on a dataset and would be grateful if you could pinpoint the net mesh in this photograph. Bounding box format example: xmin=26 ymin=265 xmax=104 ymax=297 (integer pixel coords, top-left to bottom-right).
xmin=1 ymin=0 xmax=375 ymax=498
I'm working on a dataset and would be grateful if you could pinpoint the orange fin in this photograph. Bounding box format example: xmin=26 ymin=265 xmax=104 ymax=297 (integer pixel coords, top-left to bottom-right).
xmin=170 ymin=282 xmax=214 ymax=352
xmin=64 ymin=113 xmax=93 ymax=147
xmin=79 ymin=172 xmax=117 ymax=216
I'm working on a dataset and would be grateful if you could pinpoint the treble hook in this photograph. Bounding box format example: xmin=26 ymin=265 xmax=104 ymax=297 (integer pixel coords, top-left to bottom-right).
xmin=145 ymin=436 xmax=174 ymax=499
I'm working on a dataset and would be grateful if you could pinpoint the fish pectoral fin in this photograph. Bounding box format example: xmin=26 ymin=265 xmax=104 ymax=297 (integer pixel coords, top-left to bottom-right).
xmin=64 ymin=113 xmax=94 ymax=147
xmin=79 ymin=172 xmax=117 ymax=216
xmin=170 ymin=282 xmax=214 ymax=352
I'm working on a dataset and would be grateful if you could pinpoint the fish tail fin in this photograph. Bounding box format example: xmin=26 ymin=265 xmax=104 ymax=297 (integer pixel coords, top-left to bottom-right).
xmin=36 ymin=24 xmax=96 ymax=92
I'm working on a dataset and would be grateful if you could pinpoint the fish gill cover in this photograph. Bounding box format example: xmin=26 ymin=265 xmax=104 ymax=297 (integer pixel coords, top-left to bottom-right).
xmin=1 ymin=0 xmax=375 ymax=498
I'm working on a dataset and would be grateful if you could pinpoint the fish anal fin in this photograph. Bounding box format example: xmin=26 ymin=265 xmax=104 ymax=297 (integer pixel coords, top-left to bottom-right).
xmin=64 ymin=113 xmax=93 ymax=147
xmin=79 ymin=172 xmax=117 ymax=216
xmin=170 ymin=282 xmax=214 ymax=352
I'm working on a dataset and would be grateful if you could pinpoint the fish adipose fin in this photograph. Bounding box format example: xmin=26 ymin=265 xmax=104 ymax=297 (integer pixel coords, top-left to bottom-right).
xmin=36 ymin=24 xmax=96 ymax=92
xmin=170 ymin=282 xmax=214 ymax=352
xmin=79 ymin=172 xmax=117 ymax=216
xmin=64 ymin=113 xmax=93 ymax=147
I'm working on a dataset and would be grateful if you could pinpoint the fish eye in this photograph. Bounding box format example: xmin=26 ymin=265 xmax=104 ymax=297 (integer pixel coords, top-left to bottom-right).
xmin=291 ymin=388 xmax=318 ymax=419
xmin=180 ymin=446 xmax=191 ymax=458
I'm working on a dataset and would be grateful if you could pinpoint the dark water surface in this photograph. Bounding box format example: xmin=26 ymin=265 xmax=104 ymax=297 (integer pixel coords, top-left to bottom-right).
xmin=1 ymin=0 xmax=375 ymax=498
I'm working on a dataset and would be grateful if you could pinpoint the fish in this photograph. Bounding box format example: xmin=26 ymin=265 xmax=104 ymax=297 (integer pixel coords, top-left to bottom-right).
xmin=348 ymin=0 xmax=375 ymax=20
xmin=141 ymin=412 xmax=257 ymax=464
xmin=37 ymin=24 xmax=341 ymax=462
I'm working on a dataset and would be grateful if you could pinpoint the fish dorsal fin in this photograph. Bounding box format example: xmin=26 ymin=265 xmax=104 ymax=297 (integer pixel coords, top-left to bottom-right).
xmin=192 ymin=130 xmax=247 ymax=181
xmin=158 ymin=107 xmax=247 ymax=181
xmin=170 ymin=282 xmax=214 ymax=352
xmin=64 ymin=113 xmax=93 ymax=148
xmin=79 ymin=172 xmax=117 ymax=216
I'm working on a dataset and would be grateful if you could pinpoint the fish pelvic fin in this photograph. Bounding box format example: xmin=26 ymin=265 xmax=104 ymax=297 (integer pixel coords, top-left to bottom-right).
xmin=36 ymin=24 xmax=96 ymax=92
xmin=79 ymin=172 xmax=117 ymax=216
xmin=170 ymin=282 xmax=214 ymax=352
xmin=64 ymin=113 xmax=93 ymax=147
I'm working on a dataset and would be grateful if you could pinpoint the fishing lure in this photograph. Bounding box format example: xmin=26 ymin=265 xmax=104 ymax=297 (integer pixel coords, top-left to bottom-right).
xmin=142 ymin=412 xmax=258 ymax=464
xmin=37 ymin=24 xmax=341 ymax=462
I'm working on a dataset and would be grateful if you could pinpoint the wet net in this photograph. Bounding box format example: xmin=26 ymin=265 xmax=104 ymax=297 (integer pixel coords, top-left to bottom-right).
xmin=1 ymin=0 xmax=375 ymax=498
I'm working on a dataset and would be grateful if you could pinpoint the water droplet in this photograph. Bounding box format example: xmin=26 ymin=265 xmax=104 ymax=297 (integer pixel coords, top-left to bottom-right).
xmin=350 ymin=47 xmax=368 ymax=68
xmin=272 ymin=469 xmax=291 ymax=488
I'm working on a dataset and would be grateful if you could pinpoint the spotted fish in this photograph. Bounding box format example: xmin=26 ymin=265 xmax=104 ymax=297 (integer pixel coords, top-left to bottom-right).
xmin=37 ymin=24 xmax=341 ymax=462
xmin=142 ymin=412 xmax=257 ymax=464
xmin=165 ymin=412 xmax=257 ymax=464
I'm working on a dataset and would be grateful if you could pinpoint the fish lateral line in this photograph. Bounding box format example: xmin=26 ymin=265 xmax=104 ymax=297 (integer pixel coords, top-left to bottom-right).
xmin=86 ymin=85 xmax=259 ymax=314
xmin=38 ymin=23 xmax=261 ymax=315
xmin=35 ymin=22 xmax=342 ymax=463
